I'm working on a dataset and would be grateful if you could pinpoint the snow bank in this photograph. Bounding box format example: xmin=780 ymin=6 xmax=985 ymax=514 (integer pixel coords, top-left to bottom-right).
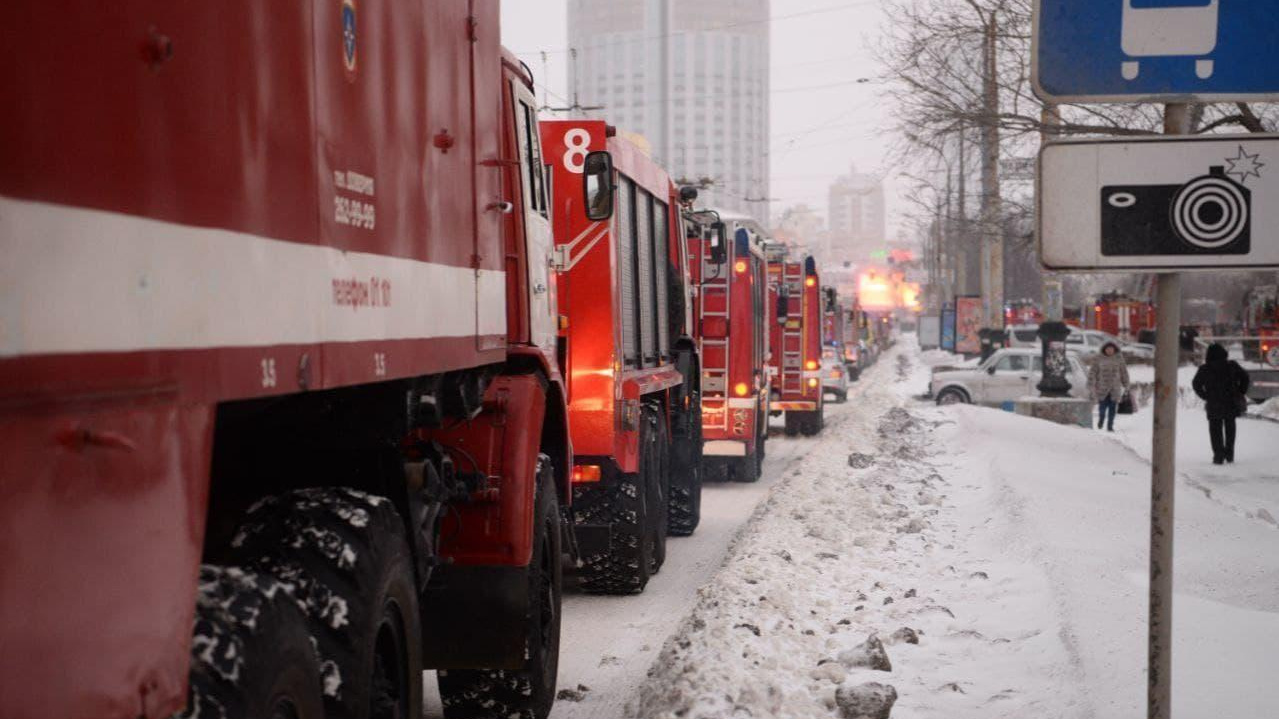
xmin=627 ymin=336 xmax=1279 ymax=718
xmin=1257 ymin=397 xmax=1279 ymax=422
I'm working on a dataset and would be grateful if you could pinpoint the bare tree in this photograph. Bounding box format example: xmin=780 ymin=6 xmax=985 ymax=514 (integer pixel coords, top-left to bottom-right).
xmin=879 ymin=0 xmax=1278 ymax=315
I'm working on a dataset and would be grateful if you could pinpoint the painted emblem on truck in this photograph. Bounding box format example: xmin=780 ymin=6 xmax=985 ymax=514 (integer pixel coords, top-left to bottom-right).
xmin=342 ymin=0 xmax=358 ymax=77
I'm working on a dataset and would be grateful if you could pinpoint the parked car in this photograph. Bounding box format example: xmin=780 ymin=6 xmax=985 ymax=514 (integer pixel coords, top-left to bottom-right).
xmin=1006 ymin=324 xmax=1041 ymax=349
xmin=930 ymin=348 xmax=1089 ymax=406
xmin=822 ymin=348 xmax=849 ymax=403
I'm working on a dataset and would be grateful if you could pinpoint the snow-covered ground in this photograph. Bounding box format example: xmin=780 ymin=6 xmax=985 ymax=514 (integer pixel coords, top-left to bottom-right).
xmin=624 ymin=337 xmax=1279 ymax=719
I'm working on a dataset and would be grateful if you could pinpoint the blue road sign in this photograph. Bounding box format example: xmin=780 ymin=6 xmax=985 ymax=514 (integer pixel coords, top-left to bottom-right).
xmin=1034 ymin=0 xmax=1279 ymax=102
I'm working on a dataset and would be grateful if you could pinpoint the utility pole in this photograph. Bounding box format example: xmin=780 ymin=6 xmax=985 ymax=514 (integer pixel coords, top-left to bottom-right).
xmin=657 ymin=0 xmax=672 ymax=169
xmin=539 ymin=51 xmax=550 ymax=111
xmin=1148 ymin=102 xmax=1188 ymax=719
xmin=977 ymin=10 xmax=1004 ymax=361
xmin=955 ymin=121 xmax=968 ymax=297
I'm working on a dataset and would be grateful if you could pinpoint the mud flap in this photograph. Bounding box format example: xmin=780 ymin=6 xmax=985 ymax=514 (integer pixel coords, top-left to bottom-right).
xmin=419 ymin=565 xmax=530 ymax=670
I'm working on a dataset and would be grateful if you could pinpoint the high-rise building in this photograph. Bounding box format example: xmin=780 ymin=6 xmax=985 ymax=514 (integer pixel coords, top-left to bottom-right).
xmin=567 ymin=0 xmax=770 ymax=221
xmin=827 ymin=164 xmax=886 ymax=264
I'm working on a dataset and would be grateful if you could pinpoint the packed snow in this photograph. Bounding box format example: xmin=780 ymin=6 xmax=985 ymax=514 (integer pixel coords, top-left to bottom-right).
xmin=617 ymin=337 xmax=1279 ymax=719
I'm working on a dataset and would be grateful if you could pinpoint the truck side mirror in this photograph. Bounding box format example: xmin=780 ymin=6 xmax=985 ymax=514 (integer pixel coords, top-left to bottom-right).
xmin=583 ymin=151 xmax=614 ymax=221
xmin=708 ymin=221 xmax=728 ymax=265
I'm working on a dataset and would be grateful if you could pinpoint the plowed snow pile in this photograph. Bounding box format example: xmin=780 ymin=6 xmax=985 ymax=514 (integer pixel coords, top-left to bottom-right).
xmin=628 ymin=337 xmax=1279 ymax=719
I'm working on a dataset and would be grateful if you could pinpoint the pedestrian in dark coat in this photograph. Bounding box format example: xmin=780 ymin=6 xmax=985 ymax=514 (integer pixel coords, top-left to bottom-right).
xmin=1088 ymin=342 xmax=1129 ymax=431
xmin=1191 ymin=343 xmax=1252 ymax=464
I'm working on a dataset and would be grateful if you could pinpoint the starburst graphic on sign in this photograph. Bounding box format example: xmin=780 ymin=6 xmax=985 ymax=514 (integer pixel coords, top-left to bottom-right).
xmin=1224 ymin=146 xmax=1264 ymax=184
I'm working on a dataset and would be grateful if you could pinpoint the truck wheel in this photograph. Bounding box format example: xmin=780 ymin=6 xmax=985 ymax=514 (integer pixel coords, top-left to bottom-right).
xmin=935 ymin=387 xmax=969 ymax=406
xmin=731 ymin=450 xmax=760 ymax=483
xmin=784 ymin=412 xmax=801 ymax=437
xmin=179 ymin=565 xmax=325 ymax=719
xmin=800 ymin=411 xmax=821 ymax=437
xmin=667 ymin=414 xmax=702 ymax=537
xmin=230 ymin=488 xmax=423 ymax=719
xmin=646 ymin=406 xmax=670 ymax=573
xmin=439 ymin=456 xmax=562 ymax=719
xmin=575 ymin=450 xmax=652 ymax=595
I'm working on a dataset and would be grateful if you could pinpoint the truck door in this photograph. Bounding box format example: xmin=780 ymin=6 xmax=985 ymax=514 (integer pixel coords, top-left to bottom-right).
xmin=511 ymin=84 xmax=557 ymax=352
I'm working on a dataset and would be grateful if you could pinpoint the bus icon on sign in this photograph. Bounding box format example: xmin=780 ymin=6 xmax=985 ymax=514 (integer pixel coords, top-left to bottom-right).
xmin=1121 ymin=0 xmax=1219 ymax=81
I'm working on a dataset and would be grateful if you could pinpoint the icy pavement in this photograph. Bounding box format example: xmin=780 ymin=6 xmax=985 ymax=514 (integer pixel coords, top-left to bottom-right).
xmin=626 ymin=337 xmax=1279 ymax=719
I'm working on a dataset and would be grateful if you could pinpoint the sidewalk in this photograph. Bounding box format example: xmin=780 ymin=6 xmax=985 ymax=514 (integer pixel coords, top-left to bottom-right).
xmin=628 ymin=337 xmax=1279 ymax=719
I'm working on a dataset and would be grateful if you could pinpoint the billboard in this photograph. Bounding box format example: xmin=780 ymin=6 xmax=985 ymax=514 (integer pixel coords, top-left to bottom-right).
xmin=956 ymin=296 xmax=983 ymax=354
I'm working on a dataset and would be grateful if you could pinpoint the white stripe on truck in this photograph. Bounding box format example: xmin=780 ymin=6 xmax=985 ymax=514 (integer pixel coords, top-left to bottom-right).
xmin=0 ymin=196 xmax=507 ymax=357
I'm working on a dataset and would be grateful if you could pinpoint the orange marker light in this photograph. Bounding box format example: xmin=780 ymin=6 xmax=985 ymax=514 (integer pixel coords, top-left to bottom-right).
xmin=572 ymin=464 xmax=602 ymax=483
xmin=734 ymin=382 xmax=750 ymax=397
xmin=734 ymin=260 xmax=748 ymax=274
xmin=805 ymin=360 xmax=818 ymax=371
xmin=805 ymin=277 xmax=817 ymax=287
xmin=807 ymin=378 xmax=819 ymax=388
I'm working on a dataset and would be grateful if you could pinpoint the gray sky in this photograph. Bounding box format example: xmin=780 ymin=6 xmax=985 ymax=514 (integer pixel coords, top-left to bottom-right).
xmin=501 ymin=0 xmax=903 ymax=240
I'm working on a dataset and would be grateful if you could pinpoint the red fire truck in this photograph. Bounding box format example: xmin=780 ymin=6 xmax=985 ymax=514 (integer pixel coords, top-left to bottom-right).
xmin=823 ymin=287 xmax=847 ymax=356
xmin=540 ymin=119 xmax=703 ymax=592
xmin=1243 ymin=285 xmax=1279 ymax=364
xmin=1084 ymin=292 xmax=1156 ymax=342
xmin=1005 ymin=299 xmax=1044 ymax=326
xmin=2 ymin=4 xmax=571 ymax=719
xmin=766 ymin=245 xmax=826 ymax=437
xmin=686 ymin=213 xmax=772 ymax=483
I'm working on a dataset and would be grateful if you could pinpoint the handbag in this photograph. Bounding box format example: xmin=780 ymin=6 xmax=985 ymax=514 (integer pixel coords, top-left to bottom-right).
xmin=1118 ymin=392 xmax=1135 ymax=415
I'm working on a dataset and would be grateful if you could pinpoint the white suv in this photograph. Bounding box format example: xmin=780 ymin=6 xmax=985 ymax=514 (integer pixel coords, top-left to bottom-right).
xmin=930 ymin=348 xmax=1089 ymax=406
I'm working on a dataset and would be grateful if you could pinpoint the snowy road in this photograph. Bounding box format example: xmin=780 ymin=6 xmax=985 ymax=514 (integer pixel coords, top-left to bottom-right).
xmin=420 ymin=351 xmax=883 ymax=718
xmin=626 ymin=337 xmax=1279 ymax=719
xmin=544 ymin=370 xmax=879 ymax=718
xmin=430 ymin=337 xmax=1279 ymax=718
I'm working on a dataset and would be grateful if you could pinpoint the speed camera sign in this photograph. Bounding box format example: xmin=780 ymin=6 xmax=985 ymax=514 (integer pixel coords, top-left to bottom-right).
xmin=1039 ymin=135 xmax=1279 ymax=270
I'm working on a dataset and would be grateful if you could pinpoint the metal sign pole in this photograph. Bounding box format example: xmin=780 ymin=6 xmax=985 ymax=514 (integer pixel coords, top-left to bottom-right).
xmin=1148 ymin=102 xmax=1188 ymax=719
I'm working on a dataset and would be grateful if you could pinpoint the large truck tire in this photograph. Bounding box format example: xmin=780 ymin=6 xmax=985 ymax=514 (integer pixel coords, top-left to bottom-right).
xmin=438 ymin=456 xmax=562 ymax=719
xmin=800 ymin=410 xmax=822 ymax=437
xmin=574 ymin=433 xmax=654 ymax=595
xmin=783 ymin=412 xmax=801 ymax=437
xmin=179 ymin=565 xmax=326 ymax=719
xmin=731 ymin=452 xmax=760 ymax=483
xmin=646 ymin=406 xmax=670 ymax=574
xmin=667 ymin=414 xmax=703 ymax=537
xmin=230 ymin=488 xmax=423 ymax=719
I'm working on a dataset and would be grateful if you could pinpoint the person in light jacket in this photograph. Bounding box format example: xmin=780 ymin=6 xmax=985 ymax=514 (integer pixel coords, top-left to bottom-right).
xmin=1088 ymin=342 xmax=1129 ymax=432
xmin=1192 ymin=343 xmax=1252 ymax=464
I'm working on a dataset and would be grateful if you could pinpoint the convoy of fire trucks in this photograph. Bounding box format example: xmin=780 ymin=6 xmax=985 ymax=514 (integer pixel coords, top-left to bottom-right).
xmin=0 ymin=3 xmax=891 ymax=718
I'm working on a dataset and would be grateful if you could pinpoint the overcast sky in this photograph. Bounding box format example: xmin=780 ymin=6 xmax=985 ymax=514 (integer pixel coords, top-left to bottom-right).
xmin=501 ymin=0 xmax=903 ymax=240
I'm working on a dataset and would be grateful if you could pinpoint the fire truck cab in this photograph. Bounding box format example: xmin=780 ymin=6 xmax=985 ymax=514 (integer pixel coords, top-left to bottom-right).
xmin=687 ymin=212 xmax=772 ymax=483
xmin=766 ymin=244 xmax=825 ymax=437
xmin=540 ymin=119 xmax=703 ymax=593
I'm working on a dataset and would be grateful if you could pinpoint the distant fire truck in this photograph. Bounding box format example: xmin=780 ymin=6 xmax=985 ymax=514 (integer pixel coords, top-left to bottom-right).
xmin=686 ymin=212 xmax=771 ymax=482
xmin=1086 ymin=292 xmax=1156 ymax=342
xmin=1243 ymin=285 xmax=1279 ymax=365
xmin=766 ymin=244 xmax=825 ymax=437
xmin=1006 ymin=299 xmax=1044 ymax=326
xmin=541 ymin=119 xmax=703 ymax=593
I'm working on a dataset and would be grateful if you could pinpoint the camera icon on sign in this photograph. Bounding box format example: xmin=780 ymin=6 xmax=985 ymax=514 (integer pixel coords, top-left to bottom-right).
xmin=1101 ymin=166 xmax=1251 ymax=256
